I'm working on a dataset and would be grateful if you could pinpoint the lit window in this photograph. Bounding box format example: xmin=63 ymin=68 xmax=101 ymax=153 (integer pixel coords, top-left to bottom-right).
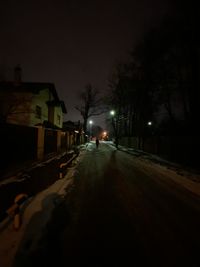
xmin=35 ymin=105 xmax=42 ymax=119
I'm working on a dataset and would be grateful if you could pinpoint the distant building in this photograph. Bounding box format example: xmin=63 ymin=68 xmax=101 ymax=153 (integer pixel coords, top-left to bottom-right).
xmin=63 ymin=120 xmax=85 ymax=145
xmin=0 ymin=66 xmax=67 ymax=128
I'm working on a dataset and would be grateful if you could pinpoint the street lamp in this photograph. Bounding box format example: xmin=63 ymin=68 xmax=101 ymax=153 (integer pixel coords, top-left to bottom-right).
xmin=147 ymin=121 xmax=154 ymax=136
xmin=110 ymin=110 xmax=116 ymax=132
xmin=110 ymin=110 xmax=119 ymax=148
xmin=110 ymin=110 xmax=115 ymax=116
xmin=102 ymin=131 xmax=107 ymax=140
xmin=89 ymin=120 xmax=93 ymax=141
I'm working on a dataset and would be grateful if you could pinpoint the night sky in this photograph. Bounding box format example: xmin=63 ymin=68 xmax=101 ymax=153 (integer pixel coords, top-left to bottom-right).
xmin=0 ymin=0 xmax=172 ymax=127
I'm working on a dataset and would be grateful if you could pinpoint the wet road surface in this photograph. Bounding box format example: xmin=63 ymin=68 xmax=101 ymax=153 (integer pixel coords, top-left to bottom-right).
xmin=14 ymin=142 xmax=200 ymax=267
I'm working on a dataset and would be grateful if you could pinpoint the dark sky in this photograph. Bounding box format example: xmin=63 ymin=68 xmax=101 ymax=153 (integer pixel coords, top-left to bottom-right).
xmin=0 ymin=0 xmax=172 ymax=128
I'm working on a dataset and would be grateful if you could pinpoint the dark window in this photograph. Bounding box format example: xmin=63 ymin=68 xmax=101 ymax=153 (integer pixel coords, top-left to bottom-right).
xmin=57 ymin=114 xmax=61 ymax=124
xmin=35 ymin=105 xmax=42 ymax=119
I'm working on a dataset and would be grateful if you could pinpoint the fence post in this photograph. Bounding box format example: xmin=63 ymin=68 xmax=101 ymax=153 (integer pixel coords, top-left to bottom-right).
xmin=66 ymin=131 xmax=70 ymax=150
xmin=6 ymin=194 xmax=28 ymax=230
xmin=57 ymin=130 xmax=62 ymax=152
xmin=37 ymin=126 xmax=45 ymax=160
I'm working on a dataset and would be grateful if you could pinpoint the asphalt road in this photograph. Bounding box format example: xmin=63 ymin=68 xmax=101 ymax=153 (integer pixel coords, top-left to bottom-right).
xmin=14 ymin=142 xmax=200 ymax=267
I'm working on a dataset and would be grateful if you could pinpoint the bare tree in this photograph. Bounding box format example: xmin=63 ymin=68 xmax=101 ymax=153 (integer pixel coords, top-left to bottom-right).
xmin=75 ymin=84 xmax=104 ymax=137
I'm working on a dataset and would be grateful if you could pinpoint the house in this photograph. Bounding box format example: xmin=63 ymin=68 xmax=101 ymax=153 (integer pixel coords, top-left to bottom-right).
xmin=0 ymin=66 xmax=67 ymax=128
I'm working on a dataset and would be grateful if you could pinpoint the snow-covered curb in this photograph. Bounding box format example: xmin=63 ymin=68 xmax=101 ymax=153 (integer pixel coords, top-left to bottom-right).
xmin=0 ymin=153 xmax=81 ymax=267
xmin=134 ymin=156 xmax=200 ymax=197
xmin=107 ymin=142 xmax=200 ymax=197
xmin=0 ymin=151 xmax=75 ymax=187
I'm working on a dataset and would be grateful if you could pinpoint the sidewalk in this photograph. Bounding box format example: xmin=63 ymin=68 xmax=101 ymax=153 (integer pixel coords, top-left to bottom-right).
xmin=0 ymin=148 xmax=82 ymax=224
xmin=111 ymin=143 xmax=200 ymax=197
xmin=118 ymin=144 xmax=200 ymax=177
xmin=0 ymin=156 xmax=79 ymax=267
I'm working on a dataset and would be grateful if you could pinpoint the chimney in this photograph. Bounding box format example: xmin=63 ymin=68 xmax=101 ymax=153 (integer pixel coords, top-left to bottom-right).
xmin=14 ymin=64 xmax=22 ymax=85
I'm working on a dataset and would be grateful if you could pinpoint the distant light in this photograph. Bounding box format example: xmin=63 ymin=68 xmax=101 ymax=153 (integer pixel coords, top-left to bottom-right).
xmin=103 ymin=131 xmax=107 ymax=136
xmin=74 ymin=130 xmax=79 ymax=133
xmin=148 ymin=121 xmax=152 ymax=126
xmin=89 ymin=120 xmax=93 ymax=124
xmin=110 ymin=110 xmax=115 ymax=116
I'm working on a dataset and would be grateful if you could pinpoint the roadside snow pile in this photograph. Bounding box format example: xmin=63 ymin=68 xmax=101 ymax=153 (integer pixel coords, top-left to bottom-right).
xmin=0 ymin=160 xmax=77 ymax=267
xmin=118 ymin=144 xmax=200 ymax=183
xmin=140 ymin=153 xmax=200 ymax=183
xmin=115 ymin=143 xmax=200 ymax=197
xmin=134 ymin=154 xmax=200 ymax=197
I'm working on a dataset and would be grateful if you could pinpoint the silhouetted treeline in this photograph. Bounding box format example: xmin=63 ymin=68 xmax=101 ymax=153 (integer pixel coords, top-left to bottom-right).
xmin=108 ymin=2 xmax=199 ymax=140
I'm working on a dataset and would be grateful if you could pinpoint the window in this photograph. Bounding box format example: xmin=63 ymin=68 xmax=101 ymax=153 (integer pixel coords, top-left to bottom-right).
xmin=35 ymin=105 xmax=42 ymax=119
xmin=57 ymin=114 xmax=61 ymax=125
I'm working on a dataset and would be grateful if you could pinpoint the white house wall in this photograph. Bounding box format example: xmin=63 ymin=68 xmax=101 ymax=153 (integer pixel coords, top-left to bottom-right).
xmin=30 ymin=88 xmax=50 ymax=126
xmin=53 ymin=105 xmax=63 ymax=128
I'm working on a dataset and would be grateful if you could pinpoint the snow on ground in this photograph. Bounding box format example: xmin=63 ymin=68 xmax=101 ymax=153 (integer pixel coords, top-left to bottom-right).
xmin=0 ymin=153 xmax=82 ymax=267
xmin=0 ymin=143 xmax=199 ymax=266
xmin=136 ymin=156 xmax=200 ymax=197
xmin=92 ymin=141 xmax=200 ymax=197
xmin=0 ymin=151 xmax=75 ymax=187
xmin=117 ymin=144 xmax=200 ymax=197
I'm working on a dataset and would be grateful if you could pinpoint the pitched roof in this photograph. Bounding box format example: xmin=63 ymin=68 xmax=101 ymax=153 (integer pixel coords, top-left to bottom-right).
xmin=0 ymin=81 xmax=67 ymax=113
xmin=0 ymin=81 xmax=59 ymax=100
xmin=46 ymin=100 xmax=67 ymax=113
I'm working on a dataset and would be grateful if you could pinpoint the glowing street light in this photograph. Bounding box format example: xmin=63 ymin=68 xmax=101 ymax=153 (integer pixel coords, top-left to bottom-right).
xmin=89 ymin=120 xmax=93 ymax=141
xmin=110 ymin=110 xmax=115 ymax=116
xmin=102 ymin=131 xmax=108 ymax=141
xmin=110 ymin=110 xmax=118 ymax=147
xmin=147 ymin=121 xmax=152 ymax=126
